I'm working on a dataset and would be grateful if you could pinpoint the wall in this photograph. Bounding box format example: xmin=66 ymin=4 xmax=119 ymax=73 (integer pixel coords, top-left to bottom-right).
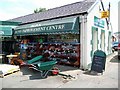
xmin=118 ymin=1 xmax=120 ymax=42
xmin=83 ymin=0 xmax=112 ymax=69
xmin=118 ymin=1 xmax=120 ymax=38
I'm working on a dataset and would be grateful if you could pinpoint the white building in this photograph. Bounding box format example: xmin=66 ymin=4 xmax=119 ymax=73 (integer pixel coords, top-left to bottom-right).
xmin=80 ymin=0 xmax=112 ymax=69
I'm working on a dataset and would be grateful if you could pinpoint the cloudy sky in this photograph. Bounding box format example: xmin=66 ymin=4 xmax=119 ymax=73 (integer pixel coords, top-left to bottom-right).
xmin=0 ymin=0 xmax=119 ymax=32
xmin=0 ymin=0 xmax=84 ymax=20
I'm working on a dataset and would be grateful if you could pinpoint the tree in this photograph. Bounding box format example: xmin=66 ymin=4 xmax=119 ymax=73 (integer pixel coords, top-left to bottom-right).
xmin=34 ymin=7 xmax=47 ymax=13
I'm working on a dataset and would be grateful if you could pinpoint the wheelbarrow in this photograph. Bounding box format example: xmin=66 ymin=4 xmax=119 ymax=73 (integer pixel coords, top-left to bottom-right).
xmin=29 ymin=60 xmax=75 ymax=79
xmin=20 ymin=55 xmax=75 ymax=79
xmin=29 ymin=60 xmax=57 ymax=78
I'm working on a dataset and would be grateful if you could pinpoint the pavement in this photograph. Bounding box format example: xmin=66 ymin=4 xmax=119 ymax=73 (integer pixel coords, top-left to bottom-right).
xmin=0 ymin=52 xmax=119 ymax=89
xmin=59 ymin=52 xmax=119 ymax=88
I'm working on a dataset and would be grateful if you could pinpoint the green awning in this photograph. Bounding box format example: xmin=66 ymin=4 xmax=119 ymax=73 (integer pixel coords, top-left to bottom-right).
xmin=0 ymin=27 xmax=13 ymax=36
xmin=14 ymin=17 xmax=79 ymax=36
xmin=0 ymin=21 xmax=21 ymax=26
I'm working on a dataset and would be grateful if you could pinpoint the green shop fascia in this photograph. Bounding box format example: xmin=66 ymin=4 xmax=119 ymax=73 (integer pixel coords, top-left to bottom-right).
xmin=14 ymin=17 xmax=80 ymax=36
xmin=0 ymin=21 xmax=20 ymax=40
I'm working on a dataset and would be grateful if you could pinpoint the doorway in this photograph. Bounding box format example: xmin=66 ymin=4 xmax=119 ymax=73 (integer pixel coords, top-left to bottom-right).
xmin=91 ymin=27 xmax=98 ymax=56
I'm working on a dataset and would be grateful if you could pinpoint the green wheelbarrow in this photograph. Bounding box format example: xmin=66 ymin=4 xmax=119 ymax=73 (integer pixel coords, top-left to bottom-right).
xmin=29 ymin=60 xmax=57 ymax=78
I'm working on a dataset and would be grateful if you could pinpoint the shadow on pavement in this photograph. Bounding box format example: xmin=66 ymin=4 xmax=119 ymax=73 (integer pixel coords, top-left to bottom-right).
xmin=83 ymin=70 xmax=103 ymax=76
xmin=20 ymin=64 xmax=79 ymax=80
xmin=110 ymin=55 xmax=120 ymax=63
xmin=55 ymin=64 xmax=79 ymax=72
xmin=20 ymin=65 xmax=45 ymax=80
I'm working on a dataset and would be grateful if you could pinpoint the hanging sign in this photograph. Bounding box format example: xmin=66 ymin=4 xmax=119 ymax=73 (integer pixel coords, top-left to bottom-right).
xmin=100 ymin=11 xmax=109 ymax=18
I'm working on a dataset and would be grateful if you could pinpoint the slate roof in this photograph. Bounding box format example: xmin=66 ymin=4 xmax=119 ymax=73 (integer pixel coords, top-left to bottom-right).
xmin=9 ymin=0 xmax=96 ymax=24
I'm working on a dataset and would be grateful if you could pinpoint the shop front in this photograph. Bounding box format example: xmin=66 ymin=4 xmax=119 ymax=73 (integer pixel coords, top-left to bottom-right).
xmin=14 ymin=17 xmax=81 ymax=67
xmin=0 ymin=21 xmax=20 ymax=63
xmin=11 ymin=0 xmax=112 ymax=70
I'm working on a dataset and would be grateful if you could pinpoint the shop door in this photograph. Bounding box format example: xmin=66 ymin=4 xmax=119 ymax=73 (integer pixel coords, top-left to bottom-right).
xmin=92 ymin=27 xmax=98 ymax=56
xmin=101 ymin=30 xmax=105 ymax=51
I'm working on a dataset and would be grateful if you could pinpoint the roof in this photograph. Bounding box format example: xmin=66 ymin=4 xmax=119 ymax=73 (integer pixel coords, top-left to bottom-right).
xmin=9 ymin=0 xmax=96 ymax=24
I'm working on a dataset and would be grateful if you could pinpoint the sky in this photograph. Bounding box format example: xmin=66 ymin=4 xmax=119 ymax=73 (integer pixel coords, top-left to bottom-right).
xmin=0 ymin=0 xmax=119 ymax=32
xmin=0 ymin=0 xmax=84 ymax=20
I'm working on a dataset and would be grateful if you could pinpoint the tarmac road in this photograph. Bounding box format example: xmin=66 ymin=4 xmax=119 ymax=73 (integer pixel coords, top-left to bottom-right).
xmin=0 ymin=52 xmax=119 ymax=89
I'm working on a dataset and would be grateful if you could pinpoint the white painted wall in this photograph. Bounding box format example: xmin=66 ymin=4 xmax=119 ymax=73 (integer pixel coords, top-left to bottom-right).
xmin=81 ymin=0 xmax=112 ymax=69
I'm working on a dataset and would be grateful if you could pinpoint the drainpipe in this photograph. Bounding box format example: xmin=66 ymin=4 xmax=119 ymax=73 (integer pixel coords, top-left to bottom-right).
xmin=80 ymin=15 xmax=84 ymax=69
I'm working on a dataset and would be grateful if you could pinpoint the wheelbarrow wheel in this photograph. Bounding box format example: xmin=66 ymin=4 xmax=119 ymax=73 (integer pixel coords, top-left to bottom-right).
xmin=51 ymin=67 xmax=59 ymax=75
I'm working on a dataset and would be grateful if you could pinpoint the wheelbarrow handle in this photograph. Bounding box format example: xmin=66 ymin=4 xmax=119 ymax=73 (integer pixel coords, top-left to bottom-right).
xmin=58 ymin=73 xmax=75 ymax=79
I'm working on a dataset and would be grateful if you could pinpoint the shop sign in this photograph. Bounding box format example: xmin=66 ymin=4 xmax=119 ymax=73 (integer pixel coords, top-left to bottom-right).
xmin=91 ymin=50 xmax=106 ymax=73
xmin=94 ymin=16 xmax=105 ymax=28
xmin=0 ymin=31 xmax=4 ymax=35
xmin=30 ymin=24 xmax=41 ymax=27
xmin=15 ymin=23 xmax=75 ymax=35
xmin=100 ymin=11 xmax=109 ymax=18
xmin=14 ymin=17 xmax=79 ymax=35
xmin=0 ymin=27 xmax=12 ymax=36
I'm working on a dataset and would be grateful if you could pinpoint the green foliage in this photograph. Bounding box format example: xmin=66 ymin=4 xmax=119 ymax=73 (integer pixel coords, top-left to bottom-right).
xmin=34 ymin=7 xmax=47 ymax=13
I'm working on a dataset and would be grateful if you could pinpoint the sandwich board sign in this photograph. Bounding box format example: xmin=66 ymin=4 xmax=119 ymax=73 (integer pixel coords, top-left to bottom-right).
xmin=91 ymin=50 xmax=106 ymax=74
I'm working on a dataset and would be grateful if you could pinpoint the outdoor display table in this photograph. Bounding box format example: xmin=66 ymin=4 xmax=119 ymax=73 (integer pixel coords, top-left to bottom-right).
xmin=6 ymin=55 xmax=18 ymax=64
